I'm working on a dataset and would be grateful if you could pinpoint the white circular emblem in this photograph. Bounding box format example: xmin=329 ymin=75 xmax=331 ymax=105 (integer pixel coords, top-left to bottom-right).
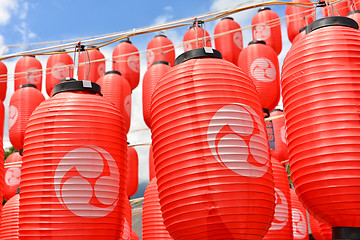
xmin=124 ymin=95 xmax=131 ymax=118
xmin=51 ymin=62 xmax=70 ymax=80
xmin=54 ymin=145 xmax=120 ymax=218
xmin=5 ymin=167 xmax=21 ymax=186
xmin=250 ymin=58 xmax=276 ymax=82
xmin=147 ymin=49 xmax=155 ymax=66
xmin=292 ymin=208 xmax=307 ymax=239
xmin=280 ymin=125 xmax=287 ymax=144
xmin=207 ymin=103 xmax=270 ymax=178
xmin=254 ymin=23 xmax=271 ymax=40
xmin=183 ymin=42 xmax=192 ymax=52
xmin=98 ymin=63 xmax=105 ymax=77
xmin=9 ymin=105 xmax=18 ymax=130
xmin=269 ymin=187 xmax=289 ymax=231
xmin=26 ymin=67 xmax=42 ymax=84
xmin=121 ymin=218 xmax=131 ymax=240
xmin=127 ymin=55 xmax=139 ymax=73
xmin=233 ymin=31 xmax=243 ymax=49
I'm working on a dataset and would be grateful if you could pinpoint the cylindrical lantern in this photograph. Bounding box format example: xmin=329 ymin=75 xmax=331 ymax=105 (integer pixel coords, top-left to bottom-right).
xmin=319 ymin=221 xmax=332 ymax=240
xmin=4 ymin=151 xmax=22 ymax=201
xmin=309 ymin=214 xmax=332 ymax=240
xmin=214 ymin=17 xmax=243 ymax=65
xmin=291 ymin=26 xmax=307 ymax=45
xmin=9 ymin=84 xmax=45 ymax=151
xmin=151 ymin=48 xmax=275 ymax=239
xmin=14 ymin=56 xmax=42 ymax=91
xmin=127 ymin=146 xmax=138 ymax=198
xmin=238 ymin=40 xmax=280 ymax=117
xmin=20 ymin=79 xmax=128 ymax=239
xmin=147 ymin=34 xmax=175 ymax=67
xmin=142 ymin=61 xmax=171 ymax=128
xmin=97 ymin=71 xmax=132 ymax=133
xmin=0 ymin=194 xmax=19 ymax=240
xmin=354 ymin=0 xmax=360 ymax=10
xmin=120 ymin=198 xmax=132 ymax=240
xmin=269 ymin=110 xmax=289 ymax=164
xmin=285 ymin=0 xmax=315 ymax=43
xmin=281 ymin=16 xmax=360 ymax=239
xmin=142 ymin=178 xmax=173 ymax=240
xmin=183 ymin=22 xmax=212 ymax=52
xmin=112 ymin=39 xmax=140 ymax=90
xmin=347 ymin=10 xmax=360 ymax=25
xmin=78 ymin=46 xmax=105 ymax=82
xmin=0 ymin=61 xmax=7 ymax=101
xmin=322 ymin=0 xmax=351 ymax=17
xmin=148 ymin=145 xmax=155 ymax=181
xmin=131 ymin=230 xmax=139 ymax=240
xmin=46 ymin=51 xmax=74 ymax=97
xmin=263 ymin=157 xmax=292 ymax=239
xmin=252 ymin=7 xmax=282 ymax=55
xmin=290 ymin=189 xmax=309 ymax=240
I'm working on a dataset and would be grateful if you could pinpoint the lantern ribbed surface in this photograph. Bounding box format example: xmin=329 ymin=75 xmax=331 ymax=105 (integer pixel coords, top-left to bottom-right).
xmin=319 ymin=221 xmax=332 ymax=240
xmin=9 ymin=86 xmax=45 ymax=151
xmin=0 ymin=144 xmax=4 ymax=208
xmin=148 ymin=145 xmax=155 ymax=181
xmin=142 ymin=178 xmax=173 ymax=240
xmin=127 ymin=146 xmax=138 ymax=197
xmin=151 ymin=50 xmax=275 ymax=239
xmin=78 ymin=48 xmax=105 ymax=82
xmin=309 ymin=214 xmax=332 ymax=240
xmin=183 ymin=27 xmax=211 ymax=52
xmin=290 ymin=189 xmax=308 ymax=240
xmin=4 ymin=152 xmax=22 ymax=201
xmin=0 ymin=194 xmax=20 ymax=240
xmin=142 ymin=62 xmax=171 ymax=128
xmin=14 ymin=56 xmax=42 ymax=91
xmin=263 ymin=157 xmax=292 ymax=239
xmin=120 ymin=199 xmax=132 ymax=240
xmin=20 ymin=87 xmax=128 ymax=239
xmin=0 ymin=61 xmax=7 ymax=101
xmin=281 ymin=18 xmax=360 ymax=229
xmin=269 ymin=110 xmax=289 ymax=164
xmin=147 ymin=35 xmax=175 ymax=67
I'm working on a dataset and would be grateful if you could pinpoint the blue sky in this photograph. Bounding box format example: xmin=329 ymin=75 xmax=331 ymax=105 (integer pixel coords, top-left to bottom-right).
xmin=0 ymin=0 xmax=301 ymax=197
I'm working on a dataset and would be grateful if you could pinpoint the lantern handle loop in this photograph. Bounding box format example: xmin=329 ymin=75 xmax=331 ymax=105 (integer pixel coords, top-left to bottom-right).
xmin=194 ymin=18 xmax=199 ymax=49
xmin=84 ymin=46 xmax=91 ymax=81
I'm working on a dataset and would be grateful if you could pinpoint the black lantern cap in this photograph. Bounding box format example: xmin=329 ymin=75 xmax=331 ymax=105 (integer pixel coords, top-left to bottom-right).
xmin=53 ymin=78 xmax=102 ymax=96
xmin=104 ymin=70 xmax=121 ymax=76
xmin=153 ymin=61 xmax=170 ymax=66
xmin=249 ymin=40 xmax=266 ymax=45
xmin=306 ymin=16 xmax=358 ymax=34
xmin=175 ymin=48 xmax=222 ymax=66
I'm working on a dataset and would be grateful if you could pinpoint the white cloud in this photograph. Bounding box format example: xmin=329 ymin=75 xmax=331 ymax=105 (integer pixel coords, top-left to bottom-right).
xmin=0 ymin=0 xmax=19 ymax=25
xmin=14 ymin=22 xmax=37 ymax=43
xmin=164 ymin=5 xmax=172 ymax=12
xmin=18 ymin=1 xmax=28 ymax=20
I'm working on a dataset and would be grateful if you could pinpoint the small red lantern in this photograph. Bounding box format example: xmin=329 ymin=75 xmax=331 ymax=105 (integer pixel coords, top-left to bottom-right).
xmin=290 ymin=189 xmax=309 ymax=240
xmin=131 ymin=230 xmax=139 ymax=240
xmin=9 ymin=84 xmax=45 ymax=151
xmin=347 ymin=10 xmax=360 ymax=25
xmin=214 ymin=17 xmax=243 ymax=65
xmin=309 ymin=214 xmax=332 ymax=240
xmin=4 ymin=151 xmax=22 ymax=201
xmin=269 ymin=110 xmax=289 ymax=164
xmin=183 ymin=21 xmax=211 ymax=52
xmin=14 ymin=56 xmax=42 ymax=91
xmin=121 ymin=198 xmax=132 ymax=240
xmin=142 ymin=61 xmax=171 ymax=128
xmin=252 ymin=7 xmax=282 ymax=55
xmin=113 ymin=39 xmax=140 ymax=90
xmin=0 ymin=61 xmax=7 ymax=101
xmin=127 ymin=146 xmax=138 ymax=198
xmin=97 ymin=71 xmax=132 ymax=133
xmin=46 ymin=51 xmax=74 ymax=97
xmin=78 ymin=46 xmax=105 ymax=82
xmin=0 ymin=194 xmax=19 ymax=239
xmin=147 ymin=34 xmax=175 ymax=67
xmin=149 ymin=145 xmax=155 ymax=181
xmin=322 ymin=0 xmax=351 ymax=17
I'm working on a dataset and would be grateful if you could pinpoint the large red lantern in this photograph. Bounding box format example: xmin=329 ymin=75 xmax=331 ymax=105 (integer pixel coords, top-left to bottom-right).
xmin=151 ymin=48 xmax=275 ymax=239
xmin=113 ymin=39 xmax=140 ymax=90
xmin=149 ymin=145 xmax=155 ymax=181
xmin=127 ymin=146 xmax=138 ymax=198
xmin=285 ymin=0 xmax=315 ymax=43
xmin=347 ymin=10 xmax=360 ymax=25
xmin=291 ymin=26 xmax=307 ymax=45
xmin=252 ymin=7 xmax=282 ymax=55
xmin=309 ymin=214 xmax=332 ymax=240
xmin=322 ymin=0 xmax=351 ymax=17
xmin=263 ymin=157 xmax=292 ymax=239
xmin=0 ymin=61 xmax=7 ymax=101
xmin=269 ymin=110 xmax=289 ymax=164
xmin=281 ymin=16 xmax=360 ymax=239
xmin=142 ymin=61 xmax=171 ymax=128
xmin=46 ymin=51 xmax=74 ymax=97
xmin=97 ymin=71 xmax=132 ymax=133
xmin=9 ymin=84 xmax=45 ymax=151
xmin=290 ymin=189 xmax=308 ymax=240
xmin=214 ymin=17 xmax=243 ymax=65
xmin=238 ymin=40 xmax=280 ymax=117
xmin=78 ymin=46 xmax=105 ymax=82
xmin=183 ymin=22 xmax=211 ymax=52
xmin=4 ymin=151 xmax=22 ymax=201
xmin=14 ymin=56 xmax=42 ymax=91
xmin=142 ymin=178 xmax=173 ymax=240
xmin=20 ymin=79 xmax=128 ymax=239
xmin=0 ymin=194 xmax=19 ymax=240
xmin=147 ymin=34 xmax=175 ymax=67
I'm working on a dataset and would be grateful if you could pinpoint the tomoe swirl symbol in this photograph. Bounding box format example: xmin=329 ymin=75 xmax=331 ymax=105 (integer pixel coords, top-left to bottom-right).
xmin=269 ymin=187 xmax=289 ymax=231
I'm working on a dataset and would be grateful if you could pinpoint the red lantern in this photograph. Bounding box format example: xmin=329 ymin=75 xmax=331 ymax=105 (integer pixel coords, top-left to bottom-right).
xmin=322 ymin=0 xmax=351 ymax=17
xmin=149 ymin=145 xmax=155 ymax=181
xmin=263 ymin=157 xmax=292 ymax=239
xmin=214 ymin=17 xmax=243 ymax=65
xmin=0 ymin=100 xmax=4 ymax=140
xmin=319 ymin=221 xmax=332 ymax=240
xmin=20 ymin=79 xmax=128 ymax=239
xmin=14 ymin=56 xmax=42 ymax=91
xmin=151 ymin=48 xmax=275 ymax=239
xmin=127 ymin=146 xmax=138 ymax=198
xmin=113 ymin=39 xmax=140 ymax=90
xmin=281 ymin=17 xmax=360 ymax=239
xmin=9 ymin=84 xmax=45 ymax=151
xmin=0 ymin=194 xmax=19 ymax=240
xmin=142 ymin=61 xmax=171 ymax=128
xmin=183 ymin=22 xmax=211 ymax=52
xmin=97 ymin=71 xmax=132 ymax=133
xmin=4 ymin=151 xmax=22 ymax=201
xmin=147 ymin=34 xmax=175 ymax=67
xmin=292 ymin=26 xmax=307 ymax=45
xmin=120 ymin=198 xmax=132 ymax=240
xmin=46 ymin=51 xmax=74 ymax=97
xmin=78 ymin=46 xmax=105 ymax=82
xmin=131 ymin=230 xmax=139 ymax=240
xmin=142 ymin=178 xmax=173 ymax=240
xmin=285 ymin=0 xmax=315 ymax=43
xmin=238 ymin=40 xmax=280 ymax=117
xmin=269 ymin=110 xmax=289 ymax=164
xmin=347 ymin=10 xmax=360 ymax=25
xmin=252 ymin=7 xmax=282 ymax=55
xmin=0 ymin=61 xmax=7 ymax=101
xmin=290 ymin=189 xmax=309 ymax=240
xmin=354 ymin=0 xmax=360 ymax=10
xmin=309 ymin=214 xmax=332 ymax=240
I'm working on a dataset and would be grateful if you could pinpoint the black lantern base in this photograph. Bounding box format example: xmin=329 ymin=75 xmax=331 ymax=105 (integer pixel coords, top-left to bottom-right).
xmin=333 ymin=227 xmax=360 ymax=240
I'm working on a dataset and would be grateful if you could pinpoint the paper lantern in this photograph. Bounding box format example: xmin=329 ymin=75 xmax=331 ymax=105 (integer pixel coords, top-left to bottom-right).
xmin=290 ymin=189 xmax=309 ymax=240
xmin=149 ymin=145 xmax=155 ymax=181
xmin=147 ymin=34 xmax=175 ymax=67
xmin=130 ymin=230 xmax=139 ymax=240
xmin=127 ymin=146 xmax=138 ymax=198
xmin=269 ymin=110 xmax=289 ymax=164
xmin=78 ymin=46 xmax=105 ymax=82
xmin=322 ymin=0 xmax=351 ymax=17
xmin=292 ymin=26 xmax=307 ymax=44
xmin=120 ymin=198 xmax=132 ymax=240
xmin=309 ymin=214 xmax=332 ymax=240
xmin=0 ymin=194 xmax=20 ymax=240
xmin=0 ymin=61 xmax=7 ymax=101
xmin=183 ymin=22 xmax=211 ymax=52
xmin=4 ymin=152 xmax=22 ymax=201
xmin=14 ymin=56 xmax=42 ymax=91
xmin=347 ymin=10 xmax=360 ymax=25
